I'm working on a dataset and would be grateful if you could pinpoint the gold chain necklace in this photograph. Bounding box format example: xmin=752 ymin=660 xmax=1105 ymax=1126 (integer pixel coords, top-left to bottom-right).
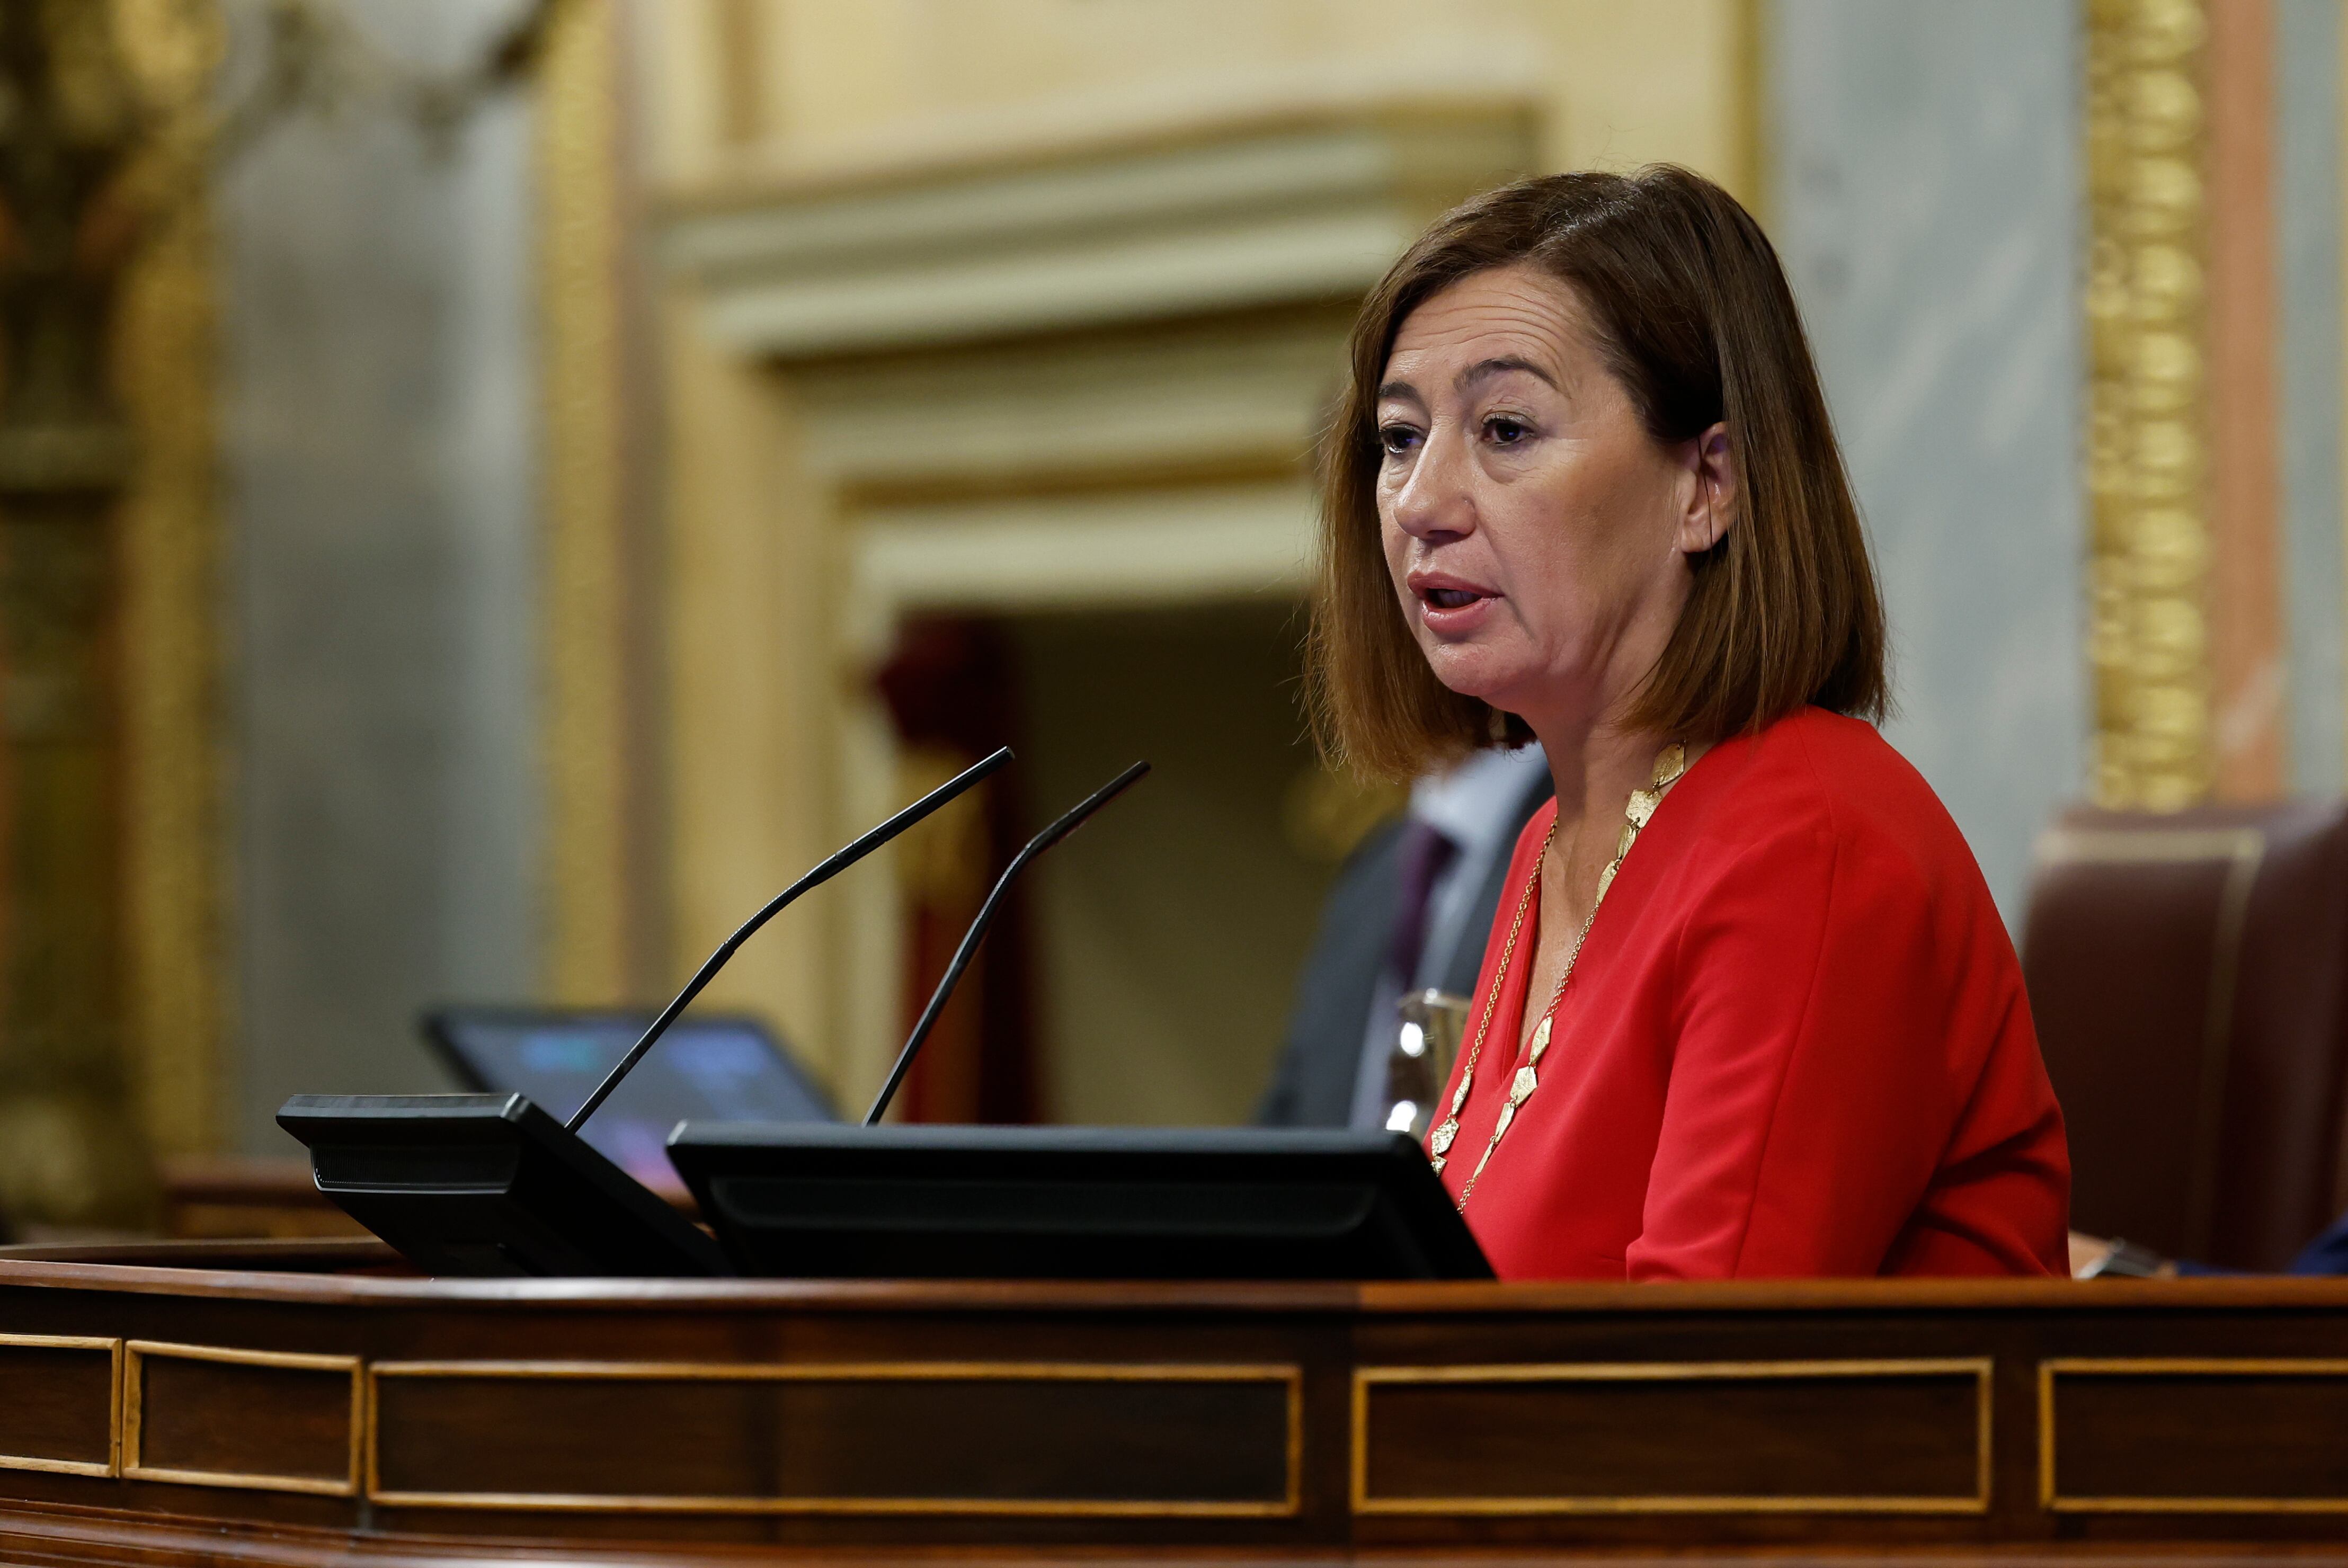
xmin=1428 ymin=741 xmax=1688 ymax=1210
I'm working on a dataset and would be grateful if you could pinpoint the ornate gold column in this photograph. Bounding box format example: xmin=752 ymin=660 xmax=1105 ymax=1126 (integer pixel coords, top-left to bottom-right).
xmin=0 ymin=0 xmax=229 ymax=1222
xmin=539 ymin=0 xmax=663 ymax=1003
xmin=114 ymin=0 xmax=227 ymax=1163
xmin=0 ymin=0 xmax=210 ymax=1227
xmin=2085 ymin=0 xmax=2215 ymax=810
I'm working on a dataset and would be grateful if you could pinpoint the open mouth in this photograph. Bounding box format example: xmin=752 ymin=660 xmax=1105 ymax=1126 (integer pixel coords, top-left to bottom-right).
xmin=1406 ymin=571 xmax=1497 ymax=625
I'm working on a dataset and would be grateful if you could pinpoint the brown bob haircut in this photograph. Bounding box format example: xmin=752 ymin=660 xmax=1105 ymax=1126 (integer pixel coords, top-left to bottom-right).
xmin=1307 ymin=165 xmax=1888 ymax=779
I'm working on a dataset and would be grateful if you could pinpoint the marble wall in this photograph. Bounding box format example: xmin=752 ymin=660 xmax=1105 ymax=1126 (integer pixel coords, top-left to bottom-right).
xmin=1767 ymin=0 xmax=2086 ymax=924
xmin=2278 ymin=0 xmax=2345 ymax=797
xmin=218 ymin=0 xmax=542 ymax=1152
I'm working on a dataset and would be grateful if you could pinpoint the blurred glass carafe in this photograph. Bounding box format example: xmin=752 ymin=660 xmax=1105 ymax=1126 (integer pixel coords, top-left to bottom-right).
xmin=1384 ymin=990 xmax=1470 ymax=1139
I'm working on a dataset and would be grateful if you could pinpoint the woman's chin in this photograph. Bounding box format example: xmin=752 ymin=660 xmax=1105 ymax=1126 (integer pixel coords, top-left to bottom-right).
xmin=1422 ymin=644 xmax=1526 ymax=707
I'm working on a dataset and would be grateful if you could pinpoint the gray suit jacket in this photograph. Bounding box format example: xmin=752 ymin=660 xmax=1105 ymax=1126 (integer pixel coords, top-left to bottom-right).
xmin=1255 ymin=772 xmax=1551 ymax=1127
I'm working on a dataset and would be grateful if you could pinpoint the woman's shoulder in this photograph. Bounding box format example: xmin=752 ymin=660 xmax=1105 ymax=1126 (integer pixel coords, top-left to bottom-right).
xmin=1678 ymin=707 xmax=1988 ymax=901
xmin=1684 ymin=706 xmax=1915 ymax=810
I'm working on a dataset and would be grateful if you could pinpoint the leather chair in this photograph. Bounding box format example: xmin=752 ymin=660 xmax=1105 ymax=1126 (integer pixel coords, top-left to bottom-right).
xmin=2021 ymin=800 xmax=2348 ymax=1270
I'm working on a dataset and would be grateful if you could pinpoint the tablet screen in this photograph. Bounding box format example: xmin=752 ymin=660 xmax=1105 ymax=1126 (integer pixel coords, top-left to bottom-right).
xmin=426 ymin=1010 xmax=834 ymax=1193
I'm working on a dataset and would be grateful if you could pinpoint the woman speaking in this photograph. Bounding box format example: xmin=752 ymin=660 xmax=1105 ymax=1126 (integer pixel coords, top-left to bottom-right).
xmin=1309 ymin=168 xmax=2070 ymax=1279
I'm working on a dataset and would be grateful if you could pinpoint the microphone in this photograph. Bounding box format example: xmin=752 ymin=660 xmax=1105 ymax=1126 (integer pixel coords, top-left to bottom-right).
xmin=567 ymin=745 xmax=1013 ymax=1134
xmin=865 ymin=761 xmax=1150 ymax=1126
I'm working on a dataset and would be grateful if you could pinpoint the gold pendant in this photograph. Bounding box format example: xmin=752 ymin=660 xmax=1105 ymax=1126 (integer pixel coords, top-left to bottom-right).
xmin=1449 ymin=740 xmax=1687 ymax=1214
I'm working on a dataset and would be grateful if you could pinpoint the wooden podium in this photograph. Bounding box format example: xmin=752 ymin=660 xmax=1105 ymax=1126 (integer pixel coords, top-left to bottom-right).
xmin=2 ymin=1240 xmax=2347 ymax=1565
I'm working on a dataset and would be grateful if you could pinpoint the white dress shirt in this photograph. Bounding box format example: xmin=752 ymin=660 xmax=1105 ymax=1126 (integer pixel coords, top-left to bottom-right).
xmin=1346 ymin=744 xmax=1551 ymax=1128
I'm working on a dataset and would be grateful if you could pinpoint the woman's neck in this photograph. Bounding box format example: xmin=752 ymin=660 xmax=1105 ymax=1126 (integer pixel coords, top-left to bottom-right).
xmin=1528 ymin=707 xmax=1661 ymax=834
xmin=1520 ymin=703 xmax=1692 ymax=918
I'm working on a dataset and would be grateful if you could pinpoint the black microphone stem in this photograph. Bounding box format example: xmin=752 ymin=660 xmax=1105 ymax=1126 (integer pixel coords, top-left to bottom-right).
xmin=865 ymin=760 xmax=1149 ymax=1127
xmin=567 ymin=745 xmax=1014 ymax=1134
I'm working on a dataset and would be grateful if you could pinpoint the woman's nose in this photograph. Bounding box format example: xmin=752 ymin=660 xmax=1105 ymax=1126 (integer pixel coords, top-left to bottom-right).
xmin=1391 ymin=424 xmax=1476 ymax=541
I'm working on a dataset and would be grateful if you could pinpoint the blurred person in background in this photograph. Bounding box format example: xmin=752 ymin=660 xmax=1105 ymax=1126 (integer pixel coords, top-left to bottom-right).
xmin=1258 ymin=745 xmax=1549 ymax=1128
xmin=1308 ymin=167 xmax=2070 ymax=1279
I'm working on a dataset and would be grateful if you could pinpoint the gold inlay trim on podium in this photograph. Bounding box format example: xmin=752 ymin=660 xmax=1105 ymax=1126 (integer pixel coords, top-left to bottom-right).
xmin=122 ymin=1341 xmax=363 ymax=1496
xmin=0 ymin=1333 xmax=120 ymax=1478
xmin=1351 ymin=1358 xmax=1993 ymax=1516
xmin=2040 ymin=1357 xmax=2348 ymax=1512
xmin=366 ymin=1359 xmax=1302 ymax=1516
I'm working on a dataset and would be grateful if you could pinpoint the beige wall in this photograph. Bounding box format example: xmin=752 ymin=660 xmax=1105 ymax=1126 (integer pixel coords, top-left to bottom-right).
xmin=632 ymin=0 xmax=1757 ymax=1111
xmin=1011 ymin=604 xmax=1334 ymax=1125
xmin=644 ymin=0 xmax=1754 ymax=199
xmin=657 ymin=298 xmax=841 ymax=1074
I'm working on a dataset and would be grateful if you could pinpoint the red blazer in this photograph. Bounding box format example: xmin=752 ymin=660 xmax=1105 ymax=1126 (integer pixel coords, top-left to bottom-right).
xmin=1433 ymin=708 xmax=2069 ymax=1278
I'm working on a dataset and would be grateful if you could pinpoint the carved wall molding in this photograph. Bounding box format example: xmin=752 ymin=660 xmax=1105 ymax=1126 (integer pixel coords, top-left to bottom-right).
xmin=805 ymin=318 xmax=1354 ymax=1100
xmin=661 ymin=101 xmax=1538 ymax=360
xmin=656 ymin=99 xmax=1537 ymax=1099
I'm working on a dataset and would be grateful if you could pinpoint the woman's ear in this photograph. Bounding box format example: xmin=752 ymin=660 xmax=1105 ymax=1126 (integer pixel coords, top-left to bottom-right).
xmin=1676 ymin=422 xmax=1737 ymax=555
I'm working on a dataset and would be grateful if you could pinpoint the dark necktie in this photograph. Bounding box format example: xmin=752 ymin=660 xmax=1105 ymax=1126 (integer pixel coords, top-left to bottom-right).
xmin=1388 ymin=821 xmax=1460 ymax=986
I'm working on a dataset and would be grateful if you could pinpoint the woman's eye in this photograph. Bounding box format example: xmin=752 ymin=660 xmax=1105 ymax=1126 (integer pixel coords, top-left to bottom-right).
xmin=1485 ymin=417 xmax=1530 ymax=446
xmin=1378 ymin=424 xmax=1421 ymax=455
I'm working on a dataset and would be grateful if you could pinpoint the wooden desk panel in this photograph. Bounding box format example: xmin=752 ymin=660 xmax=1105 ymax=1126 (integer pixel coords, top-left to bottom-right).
xmin=0 ymin=1335 xmax=117 ymax=1478
xmin=1353 ymin=1359 xmax=1991 ymax=1515
xmin=368 ymin=1359 xmax=1300 ymax=1514
xmin=1 ymin=1243 xmax=2347 ymax=1565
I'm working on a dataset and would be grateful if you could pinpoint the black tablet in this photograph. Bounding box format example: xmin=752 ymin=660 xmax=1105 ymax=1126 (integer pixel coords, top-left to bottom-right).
xmin=422 ymin=1007 xmax=832 ymax=1195
xmin=666 ymin=1123 xmax=1491 ymax=1280
xmin=277 ymin=1093 xmax=729 ymax=1278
